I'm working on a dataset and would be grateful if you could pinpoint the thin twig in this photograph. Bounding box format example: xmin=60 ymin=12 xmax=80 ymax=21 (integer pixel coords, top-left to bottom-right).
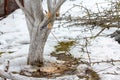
xmin=85 ymin=38 xmax=91 ymax=66
xmin=97 ymin=66 xmax=114 ymax=73
xmin=93 ymin=27 xmax=106 ymax=38
xmin=51 ymin=32 xmax=60 ymax=43
xmin=103 ymin=71 xmax=120 ymax=75
xmin=91 ymin=59 xmax=120 ymax=64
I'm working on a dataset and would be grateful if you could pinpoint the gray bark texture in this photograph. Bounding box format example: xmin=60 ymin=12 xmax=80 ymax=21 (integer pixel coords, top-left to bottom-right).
xmin=15 ymin=0 xmax=66 ymax=66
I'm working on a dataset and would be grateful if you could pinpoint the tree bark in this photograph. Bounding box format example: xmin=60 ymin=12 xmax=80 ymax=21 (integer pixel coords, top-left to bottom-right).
xmin=15 ymin=0 xmax=66 ymax=66
xmin=28 ymin=27 xmax=51 ymax=66
xmin=23 ymin=0 xmax=49 ymax=66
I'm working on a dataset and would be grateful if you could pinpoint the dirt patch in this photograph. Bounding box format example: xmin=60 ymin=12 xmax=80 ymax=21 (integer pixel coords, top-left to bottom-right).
xmin=19 ymin=62 xmax=77 ymax=78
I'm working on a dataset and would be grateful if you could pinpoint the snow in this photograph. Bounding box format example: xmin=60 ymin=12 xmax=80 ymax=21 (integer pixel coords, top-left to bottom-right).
xmin=0 ymin=0 xmax=120 ymax=80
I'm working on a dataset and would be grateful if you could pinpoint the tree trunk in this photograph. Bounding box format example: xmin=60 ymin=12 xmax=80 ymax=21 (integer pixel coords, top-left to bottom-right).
xmin=28 ymin=27 xmax=51 ymax=66
xmin=15 ymin=0 xmax=66 ymax=66
xmin=22 ymin=0 xmax=47 ymax=66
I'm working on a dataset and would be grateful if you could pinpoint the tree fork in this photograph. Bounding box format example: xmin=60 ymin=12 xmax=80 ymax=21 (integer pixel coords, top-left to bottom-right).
xmin=15 ymin=0 xmax=66 ymax=66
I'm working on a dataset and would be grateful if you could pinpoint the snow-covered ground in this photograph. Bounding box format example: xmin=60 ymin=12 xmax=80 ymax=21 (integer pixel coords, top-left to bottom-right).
xmin=0 ymin=0 xmax=120 ymax=80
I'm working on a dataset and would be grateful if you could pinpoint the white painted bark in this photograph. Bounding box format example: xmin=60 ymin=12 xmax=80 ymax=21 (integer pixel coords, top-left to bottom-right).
xmin=15 ymin=0 xmax=66 ymax=66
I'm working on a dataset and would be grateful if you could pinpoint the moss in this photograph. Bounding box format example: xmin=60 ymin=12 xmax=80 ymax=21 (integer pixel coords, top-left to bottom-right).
xmin=50 ymin=41 xmax=75 ymax=59
xmin=50 ymin=41 xmax=80 ymax=62
xmin=54 ymin=41 xmax=75 ymax=53
xmin=51 ymin=52 xmax=75 ymax=61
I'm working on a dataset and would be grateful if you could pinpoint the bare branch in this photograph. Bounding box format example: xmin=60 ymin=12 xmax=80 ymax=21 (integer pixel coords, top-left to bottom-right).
xmin=53 ymin=0 xmax=57 ymax=8
xmin=47 ymin=0 xmax=53 ymax=13
xmin=47 ymin=0 xmax=66 ymax=18
xmin=44 ymin=0 xmax=66 ymax=29
xmin=54 ymin=0 xmax=66 ymax=13
xmin=94 ymin=28 xmax=106 ymax=38
xmin=29 ymin=0 xmax=44 ymax=27
xmin=15 ymin=0 xmax=34 ymax=23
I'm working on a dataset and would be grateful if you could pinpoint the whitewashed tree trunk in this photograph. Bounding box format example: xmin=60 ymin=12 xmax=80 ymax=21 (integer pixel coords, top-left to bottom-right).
xmin=28 ymin=27 xmax=51 ymax=66
xmin=15 ymin=0 xmax=66 ymax=66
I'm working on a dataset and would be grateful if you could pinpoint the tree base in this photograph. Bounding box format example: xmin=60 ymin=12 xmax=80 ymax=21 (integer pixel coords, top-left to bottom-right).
xmin=27 ymin=59 xmax=44 ymax=67
xmin=20 ymin=62 xmax=76 ymax=78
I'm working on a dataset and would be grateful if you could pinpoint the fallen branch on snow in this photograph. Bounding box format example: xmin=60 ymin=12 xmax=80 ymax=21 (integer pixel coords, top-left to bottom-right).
xmin=91 ymin=59 xmax=120 ymax=65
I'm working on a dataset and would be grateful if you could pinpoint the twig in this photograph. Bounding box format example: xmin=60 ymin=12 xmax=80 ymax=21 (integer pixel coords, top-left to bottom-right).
xmin=97 ymin=66 xmax=114 ymax=73
xmin=103 ymin=72 xmax=120 ymax=75
xmin=85 ymin=38 xmax=91 ymax=66
xmin=91 ymin=59 xmax=120 ymax=64
xmin=51 ymin=32 xmax=60 ymax=43
xmin=93 ymin=28 xmax=106 ymax=38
